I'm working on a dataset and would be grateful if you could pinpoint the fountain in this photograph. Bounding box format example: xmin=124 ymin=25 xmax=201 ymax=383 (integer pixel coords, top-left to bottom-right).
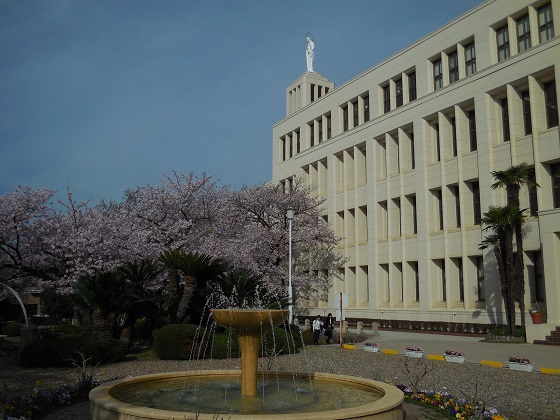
xmin=89 ymin=308 xmax=404 ymax=419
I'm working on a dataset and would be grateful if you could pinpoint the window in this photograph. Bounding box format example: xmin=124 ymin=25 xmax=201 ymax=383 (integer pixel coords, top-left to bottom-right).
xmin=517 ymin=15 xmax=531 ymax=53
xmin=472 ymin=181 xmax=481 ymax=224
xmin=448 ymin=51 xmax=459 ymax=83
xmin=468 ymin=110 xmax=477 ymax=151
xmin=343 ymin=106 xmax=349 ymax=132
xmin=552 ymin=163 xmax=560 ymax=208
xmin=532 ymin=251 xmax=545 ymax=301
xmin=408 ymin=194 xmax=417 ymax=234
xmin=435 ymin=259 xmax=446 ymax=302
xmin=381 ymin=264 xmax=390 ymax=302
xmin=529 ymin=169 xmax=538 ymax=216
xmin=296 ymin=130 xmax=301 ymax=154
xmin=281 ymin=138 xmax=286 ymax=161
xmin=456 ymin=258 xmax=464 ymax=302
xmin=451 ymin=117 xmax=457 ymax=157
xmin=326 ymin=115 xmax=332 ymax=139
xmin=452 ymin=185 xmax=461 ymax=228
xmin=408 ymin=72 xmax=417 ymax=101
xmin=433 ymin=189 xmax=443 ymax=231
xmin=352 ymin=99 xmax=359 ymax=128
xmin=309 ymin=122 xmax=315 ymax=147
xmin=363 ymin=95 xmax=370 ymax=123
xmin=476 ymin=256 xmax=485 ymax=301
xmin=521 ymin=90 xmax=532 ymax=135
xmin=288 ymin=134 xmax=292 ymax=157
xmin=395 ymin=79 xmax=403 ymax=107
xmin=434 ymin=123 xmax=441 ymax=162
xmin=500 ymin=98 xmax=510 ymax=141
xmin=496 ymin=25 xmax=510 ymax=62
xmin=464 ymin=42 xmax=476 ymax=76
xmin=411 ymin=261 xmax=419 ymax=302
xmin=538 ymin=3 xmax=554 ymax=43
xmin=383 ymin=85 xmax=390 ymax=113
xmin=310 ymin=84 xmax=315 ymax=102
xmin=410 ymin=132 xmax=416 ymax=170
xmin=318 ymin=119 xmax=323 ymax=143
xmin=433 ymin=59 xmax=443 ymax=90
xmin=544 ymin=81 xmax=559 ymax=128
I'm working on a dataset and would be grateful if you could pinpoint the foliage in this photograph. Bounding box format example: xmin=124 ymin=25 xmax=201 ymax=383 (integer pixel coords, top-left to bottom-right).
xmin=444 ymin=349 xmax=465 ymax=357
xmin=153 ymin=324 xmax=201 ymax=360
xmin=364 ymin=341 xmax=378 ymax=347
xmin=210 ymin=333 xmax=240 ymax=359
xmin=400 ymin=387 xmax=504 ymax=419
xmin=1 ymin=321 xmax=22 ymax=337
xmin=42 ymin=323 xmax=92 ymax=337
xmin=299 ymin=328 xmax=314 ymax=346
xmin=262 ymin=327 xmax=300 ymax=356
xmin=39 ymin=287 xmax=75 ymax=322
xmin=508 ymin=355 xmax=531 ymax=364
xmin=19 ymin=334 xmax=126 ymax=367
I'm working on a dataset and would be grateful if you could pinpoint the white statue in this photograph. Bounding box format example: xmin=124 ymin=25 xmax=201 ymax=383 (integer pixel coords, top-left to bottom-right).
xmin=306 ymin=35 xmax=314 ymax=72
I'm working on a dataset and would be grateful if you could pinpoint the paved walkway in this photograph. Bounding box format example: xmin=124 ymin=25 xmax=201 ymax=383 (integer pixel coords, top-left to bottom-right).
xmin=42 ymin=330 xmax=560 ymax=419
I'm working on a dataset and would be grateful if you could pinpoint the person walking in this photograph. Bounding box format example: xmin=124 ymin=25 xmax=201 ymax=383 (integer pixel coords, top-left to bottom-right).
xmin=324 ymin=313 xmax=334 ymax=344
xmin=312 ymin=315 xmax=322 ymax=345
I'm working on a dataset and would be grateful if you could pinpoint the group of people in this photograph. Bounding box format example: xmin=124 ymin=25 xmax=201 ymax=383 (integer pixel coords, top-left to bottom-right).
xmin=312 ymin=313 xmax=335 ymax=345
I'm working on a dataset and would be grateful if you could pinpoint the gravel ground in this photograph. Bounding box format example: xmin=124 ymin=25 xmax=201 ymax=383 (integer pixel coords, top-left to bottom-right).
xmin=1 ymin=346 xmax=559 ymax=420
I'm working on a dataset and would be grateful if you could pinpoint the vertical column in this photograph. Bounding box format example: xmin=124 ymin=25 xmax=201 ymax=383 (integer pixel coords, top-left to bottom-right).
xmin=441 ymin=52 xmax=450 ymax=87
xmin=507 ymin=17 xmax=518 ymax=56
xmin=528 ymin=6 xmax=539 ymax=48
xmin=401 ymin=72 xmax=409 ymax=105
xmin=457 ymin=43 xmax=466 ymax=80
xmin=507 ymin=84 xmax=523 ymax=144
xmin=344 ymin=149 xmax=355 ymax=190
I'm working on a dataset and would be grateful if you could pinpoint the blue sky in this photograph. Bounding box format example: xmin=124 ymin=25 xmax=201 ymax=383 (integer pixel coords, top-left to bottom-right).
xmin=1 ymin=0 xmax=483 ymax=204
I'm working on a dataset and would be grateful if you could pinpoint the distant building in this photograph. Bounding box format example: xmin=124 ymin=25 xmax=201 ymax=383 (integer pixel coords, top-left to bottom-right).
xmin=272 ymin=0 xmax=559 ymax=340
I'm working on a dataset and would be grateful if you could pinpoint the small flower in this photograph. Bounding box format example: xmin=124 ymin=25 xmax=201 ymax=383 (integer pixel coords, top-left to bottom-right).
xmin=444 ymin=349 xmax=465 ymax=357
xmin=508 ymin=355 xmax=532 ymax=364
xmin=405 ymin=346 xmax=422 ymax=352
xmin=364 ymin=341 xmax=378 ymax=347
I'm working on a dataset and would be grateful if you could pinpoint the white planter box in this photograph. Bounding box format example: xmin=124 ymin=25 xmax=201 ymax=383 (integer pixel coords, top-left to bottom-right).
xmin=405 ymin=351 xmax=423 ymax=358
xmin=364 ymin=346 xmax=379 ymax=352
xmin=445 ymin=355 xmax=465 ymax=363
xmin=508 ymin=362 xmax=534 ymax=372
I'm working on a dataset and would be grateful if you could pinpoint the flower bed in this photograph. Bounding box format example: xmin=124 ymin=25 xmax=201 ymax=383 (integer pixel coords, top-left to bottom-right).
xmin=444 ymin=349 xmax=465 ymax=363
xmin=404 ymin=346 xmax=423 ymax=358
xmin=363 ymin=342 xmax=379 ymax=352
xmin=508 ymin=356 xmax=533 ymax=372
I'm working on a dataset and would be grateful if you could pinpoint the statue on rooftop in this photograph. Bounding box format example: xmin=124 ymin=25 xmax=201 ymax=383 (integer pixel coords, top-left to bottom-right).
xmin=306 ymin=34 xmax=314 ymax=72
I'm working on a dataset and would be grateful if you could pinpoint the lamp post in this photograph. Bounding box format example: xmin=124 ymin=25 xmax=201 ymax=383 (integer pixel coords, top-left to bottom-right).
xmin=286 ymin=208 xmax=295 ymax=324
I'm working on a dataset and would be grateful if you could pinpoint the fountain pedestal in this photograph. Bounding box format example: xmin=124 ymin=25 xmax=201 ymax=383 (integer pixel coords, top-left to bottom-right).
xmin=211 ymin=309 xmax=288 ymax=397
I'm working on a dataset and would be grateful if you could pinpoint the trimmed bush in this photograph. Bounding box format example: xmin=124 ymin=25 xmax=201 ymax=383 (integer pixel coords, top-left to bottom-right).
xmin=300 ymin=329 xmax=314 ymax=346
xmin=153 ymin=324 xmax=201 ymax=360
xmin=210 ymin=333 xmax=240 ymax=359
xmin=19 ymin=334 xmax=126 ymax=367
xmin=262 ymin=327 xmax=300 ymax=355
xmin=2 ymin=321 xmax=23 ymax=337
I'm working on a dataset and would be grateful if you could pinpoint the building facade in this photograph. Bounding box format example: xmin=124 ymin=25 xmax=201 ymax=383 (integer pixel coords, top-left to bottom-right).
xmin=272 ymin=0 xmax=560 ymax=337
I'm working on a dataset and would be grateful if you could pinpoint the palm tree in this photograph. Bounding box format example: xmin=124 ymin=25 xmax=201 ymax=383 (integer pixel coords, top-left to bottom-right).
xmin=160 ymin=251 xmax=229 ymax=323
xmin=481 ymin=205 xmax=522 ymax=335
xmin=491 ymin=163 xmax=538 ymax=326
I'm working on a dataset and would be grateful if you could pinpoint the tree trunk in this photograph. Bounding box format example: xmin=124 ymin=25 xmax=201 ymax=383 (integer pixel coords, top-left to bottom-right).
xmin=504 ymin=228 xmax=516 ymax=335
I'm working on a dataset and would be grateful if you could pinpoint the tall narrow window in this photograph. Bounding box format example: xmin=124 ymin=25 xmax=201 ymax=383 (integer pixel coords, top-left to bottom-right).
xmin=433 ymin=59 xmax=443 ymax=90
xmin=472 ymin=181 xmax=481 ymax=224
xmin=281 ymin=138 xmax=286 ymax=161
xmin=408 ymin=71 xmax=417 ymax=101
xmin=552 ymin=163 xmax=560 ymax=208
xmin=476 ymin=256 xmax=485 ymax=301
xmin=408 ymin=194 xmax=417 ymax=234
xmin=465 ymin=41 xmax=476 ymax=76
xmin=452 ymin=185 xmax=461 ymax=228
xmin=434 ymin=189 xmax=443 ymax=231
xmin=434 ymin=123 xmax=441 ymax=162
xmin=296 ymin=130 xmax=301 ymax=154
xmin=538 ymin=3 xmax=554 ymax=43
xmin=383 ymin=85 xmax=390 ymax=113
xmin=318 ymin=119 xmax=323 ymax=143
xmin=439 ymin=260 xmax=447 ymax=302
xmin=496 ymin=25 xmax=510 ymax=62
xmin=529 ymin=169 xmax=538 ymax=216
xmin=500 ymin=98 xmax=510 ymax=141
xmin=326 ymin=115 xmax=332 ymax=139
xmin=457 ymin=257 xmax=464 ymax=302
xmin=363 ymin=95 xmax=370 ymax=123
xmin=410 ymin=132 xmax=416 ymax=170
xmin=352 ymin=100 xmax=359 ymax=128
xmin=544 ymin=81 xmax=559 ymax=128
xmin=343 ymin=106 xmax=349 ymax=132
xmin=451 ymin=117 xmax=457 ymax=157
xmin=449 ymin=51 xmax=459 ymax=83
xmin=533 ymin=251 xmax=545 ymax=301
xmin=288 ymin=134 xmax=292 ymax=158
xmin=517 ymin=15 xmax=531 ymax=52
xmin=395 ymin=79 xmax=403 ymax=107
xmin=412 ymin=261 xmax=419 ymax=302
xmin=468 ymin=110 xmax=477 ymax=151
xmin=310 ymin=84 xmax=315 ymax=102
xmin=309 ymin=122 xmax=315 ymax=147
xmin=521 ymin=90 xmax=532 ymax=135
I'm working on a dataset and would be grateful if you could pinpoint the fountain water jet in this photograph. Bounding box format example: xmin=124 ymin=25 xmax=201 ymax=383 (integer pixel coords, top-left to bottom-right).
xmin=89 ymin=308 xmax=404 ymax=419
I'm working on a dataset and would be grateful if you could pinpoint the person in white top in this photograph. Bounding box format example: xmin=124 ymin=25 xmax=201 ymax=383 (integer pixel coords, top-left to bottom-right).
xmin=312 ymin=314 xmax=322 ymax=345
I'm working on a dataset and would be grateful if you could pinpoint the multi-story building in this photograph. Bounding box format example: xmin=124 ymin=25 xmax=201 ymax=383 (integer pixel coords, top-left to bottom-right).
xmin=272 ymin=0 xmax=559 ymax=341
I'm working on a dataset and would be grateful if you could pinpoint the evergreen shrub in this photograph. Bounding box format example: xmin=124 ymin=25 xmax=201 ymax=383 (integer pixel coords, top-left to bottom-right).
xmin=210 ymin=333 xmax=240 ymax=359
xmin=153 ymin=324 xmax=200 ymax=360
xmin=19 ymin=334 xmax=126 ymax=367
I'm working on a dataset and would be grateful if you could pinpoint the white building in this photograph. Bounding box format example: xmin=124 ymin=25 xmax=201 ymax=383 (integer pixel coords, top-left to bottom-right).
xmin=272 ymin=0 xmax=559 ymax=342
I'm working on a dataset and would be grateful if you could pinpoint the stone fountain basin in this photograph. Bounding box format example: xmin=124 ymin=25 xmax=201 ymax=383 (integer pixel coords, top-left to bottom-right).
xmin=89 ymin=370 xmax=404 ymax=420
